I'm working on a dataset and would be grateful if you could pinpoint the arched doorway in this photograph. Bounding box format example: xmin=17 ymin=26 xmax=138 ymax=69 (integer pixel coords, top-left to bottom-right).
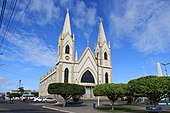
xmin=81 ymin=70 xmax=95 ymax=98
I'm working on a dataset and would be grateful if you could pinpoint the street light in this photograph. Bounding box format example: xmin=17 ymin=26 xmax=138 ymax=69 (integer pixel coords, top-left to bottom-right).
xmin=161 ymin=63 xmax=169 ymax=76
xmin=96 ymin=52 xmax=100 ymax=106
xmin=97 ymin=52 xmax=99 ymax=84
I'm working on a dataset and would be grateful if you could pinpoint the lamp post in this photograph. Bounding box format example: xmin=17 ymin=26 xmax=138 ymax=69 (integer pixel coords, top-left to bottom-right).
xmin=161 ymin=63 xmax=169 ymax=76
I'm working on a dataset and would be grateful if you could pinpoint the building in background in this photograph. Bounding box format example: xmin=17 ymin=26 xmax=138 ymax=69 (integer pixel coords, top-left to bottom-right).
xmin=157 ymin=62 xmax=163 ymax=77
xmin=39 ymin=9 xmax=112 ymax=98
xmin=10 ymin=90 xmax=32 ymax=93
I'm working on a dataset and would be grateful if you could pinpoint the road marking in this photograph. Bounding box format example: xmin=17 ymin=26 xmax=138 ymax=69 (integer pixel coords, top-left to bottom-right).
xmin=43 ymin=106 xmax=75 ymax=113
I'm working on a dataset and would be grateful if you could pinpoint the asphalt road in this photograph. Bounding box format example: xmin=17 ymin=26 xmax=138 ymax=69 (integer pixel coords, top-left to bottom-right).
xmin=0 ymin=100 xmax=64 ymax=113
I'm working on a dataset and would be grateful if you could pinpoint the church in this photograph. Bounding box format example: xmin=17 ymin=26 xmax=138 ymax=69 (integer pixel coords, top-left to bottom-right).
xmin=39 ymin=9 xmax=112 ymax=98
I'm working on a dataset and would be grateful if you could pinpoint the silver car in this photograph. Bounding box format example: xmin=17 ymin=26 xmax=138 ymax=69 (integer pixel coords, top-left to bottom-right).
xmin=33 ymin=97 xmax=43 ymax=102
xmin=42 ymin=97 xmax=56 ymax=103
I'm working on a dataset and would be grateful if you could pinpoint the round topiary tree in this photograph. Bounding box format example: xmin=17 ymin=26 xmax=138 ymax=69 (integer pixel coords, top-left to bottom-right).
xmin=128 ymin=76 xmax=170 ymax=107
xmin=93 ymin=83 xmax=127 ymax=110
xmin=48 ymin=83 xmax=85 ymax=106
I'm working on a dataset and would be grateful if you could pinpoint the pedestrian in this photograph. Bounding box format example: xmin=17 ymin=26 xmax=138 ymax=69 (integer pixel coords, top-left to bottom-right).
xmin=10 ymin=97 xmax=14 ymax=104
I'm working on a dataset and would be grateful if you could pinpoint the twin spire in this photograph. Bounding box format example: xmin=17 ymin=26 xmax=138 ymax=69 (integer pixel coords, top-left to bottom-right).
xmin=62 ymin=8 xmax=72 ymax=35
xmin=62 ymin=9 xmax=107 ymax=45
xmin=97 ymin=18 xmax=107 ymax=45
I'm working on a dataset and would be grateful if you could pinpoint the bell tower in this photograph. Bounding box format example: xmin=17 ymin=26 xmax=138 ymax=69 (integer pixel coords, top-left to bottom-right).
xmin=94 ymin=18 xmax=112 ymax=84
xmin=56 ymin=9 xmax=75 ymax=83
xmin=57 ymin=8 xmax=74 ymax=63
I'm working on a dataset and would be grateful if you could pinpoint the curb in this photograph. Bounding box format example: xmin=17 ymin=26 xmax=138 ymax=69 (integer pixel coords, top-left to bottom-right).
xmin=43 ymin=105 xmax=75 ymax=113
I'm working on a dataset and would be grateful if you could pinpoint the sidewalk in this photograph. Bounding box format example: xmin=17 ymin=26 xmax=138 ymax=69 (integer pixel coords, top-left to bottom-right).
xmin=43 ymin=100 xmax=109 ymax=113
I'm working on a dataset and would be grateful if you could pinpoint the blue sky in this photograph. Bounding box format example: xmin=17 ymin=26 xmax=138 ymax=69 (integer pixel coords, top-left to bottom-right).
xmin=0 ymin=0 xmax=170 ymax=92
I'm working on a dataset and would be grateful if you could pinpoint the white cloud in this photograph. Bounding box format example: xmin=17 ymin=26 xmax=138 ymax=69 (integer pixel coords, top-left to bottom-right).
xmin=72 ymin=1 xmax=96 ymax=29
xmin=110 ymin=0 xmax=170 ymax=54
xmin=59 ymin=0 xmax=74 ymax=8
xmin=0 ymin=77 xmax=10 ymax=92
xmin=2 ymin=30 xmax=56 ymax=67
xmin=0 ymin=77 xmax=15 ymax=93
xmin=20 ymin=0 xmax=60 ymax=26
xmin=0 ymin=77 xmax=7 ymax=84
xmin=59 ymin=0 xmax=97 ymax=39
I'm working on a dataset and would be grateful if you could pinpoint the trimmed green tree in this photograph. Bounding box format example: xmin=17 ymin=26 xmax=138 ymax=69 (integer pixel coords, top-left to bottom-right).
xmin=8 ymin=93 xmax=21 ymax=98
xmin=48 ymin=83 xmax=85 ymax=106
xmin=128 ymin=76 xmax=170 ymax=107
xmin=93 ymin=83 xmax=127 ymax=110
xmin=31 ymin=92 xmax=39 ymax=97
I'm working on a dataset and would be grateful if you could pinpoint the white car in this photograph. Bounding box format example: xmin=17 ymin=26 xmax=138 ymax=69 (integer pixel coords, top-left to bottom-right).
xmin=42 ymin=97 xmax=56 ymax=103
xmin=33 ymin=97 xmax=43 ymax=102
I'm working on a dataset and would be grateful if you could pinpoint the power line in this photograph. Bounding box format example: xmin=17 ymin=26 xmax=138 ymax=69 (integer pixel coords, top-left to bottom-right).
xmin=0 ymin=0 xmax=18 ymax=51
xmin=1 ymin=0 xmax=31 ymax=54
xmin=1 ymin=0 xmax=14 ymax=32
xmin=1 ymin=0 xmax=21 ymax=50
xmin=6 ymin=0 xmax=21 ymax=33
xmin=0 ymin=0 xmax=7 ymax=29
xmin=0 ymin=0 xmax=13 ymax=60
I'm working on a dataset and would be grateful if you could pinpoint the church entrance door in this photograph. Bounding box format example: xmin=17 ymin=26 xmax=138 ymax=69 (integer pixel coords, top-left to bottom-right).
xmin=86 ymin=86 xmax=91 ymax=98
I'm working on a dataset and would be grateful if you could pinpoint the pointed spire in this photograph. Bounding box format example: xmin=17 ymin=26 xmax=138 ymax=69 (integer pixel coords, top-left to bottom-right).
xmin=97 ymin=17 xmax=107 ymax=45
xmin=157 ymin=62 xmax=163 ymax=77
xmin=75 ymin=50 xmax=78 ymax=62
xmin=62 ymin=8 xmax=71 ymax=35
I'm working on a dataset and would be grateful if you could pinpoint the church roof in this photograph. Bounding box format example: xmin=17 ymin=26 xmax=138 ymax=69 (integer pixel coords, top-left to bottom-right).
xmin=97 ymin=18 xmax=107 ymax=45
xmin=78 ymin=47 xmax=97 ymax=64
xmin=62 ymin=8 xmax=72 ymax=35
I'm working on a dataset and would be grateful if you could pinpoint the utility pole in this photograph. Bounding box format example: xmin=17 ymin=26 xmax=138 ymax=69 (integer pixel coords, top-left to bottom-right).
xmin=162 ymin=63 xmax=169 ymax=76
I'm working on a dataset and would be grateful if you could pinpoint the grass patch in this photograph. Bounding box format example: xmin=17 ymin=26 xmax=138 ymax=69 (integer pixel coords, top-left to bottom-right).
xmin=96 ymin=105 xmax=131 ymax=112
xmin=96 ymin=105 xmax=170 ymax=113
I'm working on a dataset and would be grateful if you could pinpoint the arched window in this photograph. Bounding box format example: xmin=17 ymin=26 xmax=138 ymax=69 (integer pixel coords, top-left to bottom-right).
xmin=81 ymin=70 xmax=95 ymax=83
xmin=64 ymin=68 xmax=69 ymax=83
xmin=105 ymin=72 xmax=109 ymax=83
xmin=104 ymin=52 xmax=107 ymax=60
xmin=65 ymin=45 xmax=70 ymax=54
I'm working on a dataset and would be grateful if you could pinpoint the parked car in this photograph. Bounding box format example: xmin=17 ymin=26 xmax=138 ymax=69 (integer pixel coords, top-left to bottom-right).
xmin=42 ymin=97 xmax=56 ymax=103
xmin=21 ymin=94 xmax=34 ymax=101
xmin=14 ymin=97 xmax=20 ymax=100
xmin=33 ymin=97 xmax=43 ymax=102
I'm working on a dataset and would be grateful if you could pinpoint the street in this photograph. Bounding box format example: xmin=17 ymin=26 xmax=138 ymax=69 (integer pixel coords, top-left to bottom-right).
xmin=0 ymin=100 xmax=64 ymax=113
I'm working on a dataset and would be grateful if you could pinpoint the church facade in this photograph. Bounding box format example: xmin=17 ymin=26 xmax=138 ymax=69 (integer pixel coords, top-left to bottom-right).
xmin=39 ymin=9 xmax=112 ymax=98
